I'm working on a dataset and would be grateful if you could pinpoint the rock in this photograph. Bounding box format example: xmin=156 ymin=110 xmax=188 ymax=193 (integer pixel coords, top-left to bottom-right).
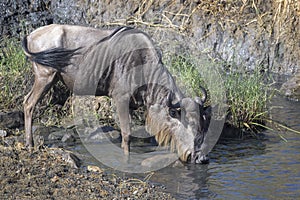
xmin=33 ymin=134 xmax=45 ymax=149
xmin=15 ymin=142 xmax=25 ymax=150
xmin=50 ymin=148 xmax=81 ymax=168
xmin=62 ymin=151 xmax=81 ymax=168
xmin=87 ymin=165 xmax=103 ymax=173
xmin=61 ymin=132 xmax=76 ymax=143
xmin=85 ymin=126 xmax=120 ymax=142
xmin=48 ymin=131 xmax=63 ymax=141
xmin=50 ymin=175 xmax=60 ymax=183
xmin=33 ymin=125 xmax=63 ymax=144
xmin=32 ymin=125 xmax=56 ymax=140
xmin=48 ymin=130 xmax=66 ymax=141
xmin=0 ymin=111 xmax=24 ymax=129
xmin=281 ymin=71 xmax=300 ymax=101
xmin=0 ymin=130 xmax=8 ymax=137
xmin=46 ymin=128 xmax=79 ymax=147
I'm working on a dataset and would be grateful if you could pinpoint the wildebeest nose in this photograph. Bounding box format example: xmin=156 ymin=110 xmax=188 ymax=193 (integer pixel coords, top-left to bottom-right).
xmin=195 ymin=154 xmax=209 ymax=164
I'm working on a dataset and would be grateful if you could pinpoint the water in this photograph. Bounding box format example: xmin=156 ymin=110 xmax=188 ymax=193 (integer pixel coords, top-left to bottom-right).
xmin=147 ymin=94 xmax=300 ymax=199
xmin=72 ymin=93 xmax=300 ymax=199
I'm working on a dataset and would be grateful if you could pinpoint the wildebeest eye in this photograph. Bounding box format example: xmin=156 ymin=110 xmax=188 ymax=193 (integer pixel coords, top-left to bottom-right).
xmin=169 ymin=108 xmax=180 ymax=118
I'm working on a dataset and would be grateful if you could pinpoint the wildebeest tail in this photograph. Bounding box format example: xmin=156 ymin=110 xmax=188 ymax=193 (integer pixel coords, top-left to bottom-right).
xmin=22 ymin=36 xmax=81 ymax=71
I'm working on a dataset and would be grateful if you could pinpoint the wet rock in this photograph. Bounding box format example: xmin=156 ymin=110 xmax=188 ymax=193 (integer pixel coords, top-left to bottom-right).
xmin=48 ymin=131 xmax=64 ymax=141
xmin=85 ymin=126 xmax=120 ymax=142
xmin=47 ymin=128 xmax=74 ymax=140
xmin=32 ymin=126 xmax=78 ymax=147
xmin=62 ymin=151 xmax=81 ymax=168
xmin=281 ymin=71 xmax=300 ymax=101
xmin=0 ymin=111 xmax=24 ymax=129
xmin=61 ymin=132 xmax=76 ymax=143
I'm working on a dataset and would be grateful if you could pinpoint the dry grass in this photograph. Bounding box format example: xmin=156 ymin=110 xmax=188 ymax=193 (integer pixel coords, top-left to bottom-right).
xmin=81 ymin=0 xmax=299 ymax=39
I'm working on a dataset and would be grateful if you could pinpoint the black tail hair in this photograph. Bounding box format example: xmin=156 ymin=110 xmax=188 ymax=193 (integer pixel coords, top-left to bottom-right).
xmin=22 ymin=36 xmax=81 ymax=72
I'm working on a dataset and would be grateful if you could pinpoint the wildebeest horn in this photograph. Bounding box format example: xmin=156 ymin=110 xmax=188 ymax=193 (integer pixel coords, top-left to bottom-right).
xmin=167 ymin=92 xmax=180 ymax=108
xmin=195 ymin=86 xmax=207 ymax=106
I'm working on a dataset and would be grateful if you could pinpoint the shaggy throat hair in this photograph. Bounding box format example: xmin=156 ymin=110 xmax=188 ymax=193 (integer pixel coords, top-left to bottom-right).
xmin=145 ymin=114 xmax=191 ymax=162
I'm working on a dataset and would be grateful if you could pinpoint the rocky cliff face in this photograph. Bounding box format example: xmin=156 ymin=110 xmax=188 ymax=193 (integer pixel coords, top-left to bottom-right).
xmin=1 ymin=0 xmax=299 ymax=97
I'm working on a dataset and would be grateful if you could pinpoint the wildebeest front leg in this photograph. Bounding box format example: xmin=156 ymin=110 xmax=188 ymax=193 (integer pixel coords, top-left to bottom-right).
xmin=115 ymin=99 xmax=131 ymax=155
xmin=23 ymin=65 xmax=57 ymax=147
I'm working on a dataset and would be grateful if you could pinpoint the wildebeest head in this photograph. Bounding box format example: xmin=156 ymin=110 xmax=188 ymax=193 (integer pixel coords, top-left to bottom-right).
xmin=146 ymin=90 xmax=209 ymax=164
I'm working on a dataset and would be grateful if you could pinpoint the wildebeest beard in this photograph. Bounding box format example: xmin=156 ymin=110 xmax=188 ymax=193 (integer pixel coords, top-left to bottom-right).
xmin=145 ymin=104 xmax=195 ymax=162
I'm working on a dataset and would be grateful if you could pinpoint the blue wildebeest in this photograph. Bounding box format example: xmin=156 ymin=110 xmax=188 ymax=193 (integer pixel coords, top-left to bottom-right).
xmin=22 ymin=24 xmax=209 ymax=164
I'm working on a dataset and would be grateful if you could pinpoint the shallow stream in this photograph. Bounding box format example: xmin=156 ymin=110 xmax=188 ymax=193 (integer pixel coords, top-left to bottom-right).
xmin=71 ymin=89 xmax=300 ymax=199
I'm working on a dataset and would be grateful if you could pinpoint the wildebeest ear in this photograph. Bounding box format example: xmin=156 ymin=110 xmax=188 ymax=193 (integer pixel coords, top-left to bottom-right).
xmin=169 ymin=107 xmax=181 ymax=119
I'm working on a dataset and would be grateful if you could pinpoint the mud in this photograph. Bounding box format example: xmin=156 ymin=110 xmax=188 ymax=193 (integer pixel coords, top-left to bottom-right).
xmin=0 ymin=134 xmax=174 ymax=200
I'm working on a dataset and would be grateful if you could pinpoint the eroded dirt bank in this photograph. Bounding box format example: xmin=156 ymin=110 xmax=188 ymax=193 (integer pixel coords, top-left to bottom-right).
xmin=1 ymin=0 xmax=299 ymax=74
xmin=1 ymin=0 xmax=299 ymax=98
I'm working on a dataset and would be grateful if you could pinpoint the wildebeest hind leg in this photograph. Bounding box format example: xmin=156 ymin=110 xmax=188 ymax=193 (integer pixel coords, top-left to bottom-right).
xmin=23 ymin=65 xmax=57 ymax=148
xmin=115 ymin=98 xmax=131 ymax=155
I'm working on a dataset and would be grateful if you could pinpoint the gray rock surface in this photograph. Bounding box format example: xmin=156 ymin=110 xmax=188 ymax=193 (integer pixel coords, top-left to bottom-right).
xmin=281 ymin=71 xmax=300 ymax=100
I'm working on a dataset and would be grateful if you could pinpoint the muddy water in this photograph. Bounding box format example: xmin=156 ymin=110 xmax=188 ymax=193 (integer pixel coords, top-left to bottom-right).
xmin=71 ymin=93 xmax=300 ymax=199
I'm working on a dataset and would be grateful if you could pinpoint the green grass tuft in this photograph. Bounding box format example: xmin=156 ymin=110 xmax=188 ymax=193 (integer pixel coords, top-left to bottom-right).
xmin=167 ymin=53 xmax=273 ymax=132
xmin=0 ymin=37 xmax=71 ymax=127
xmin=225 ymin=69 xmax=272 ymax=131
xmin=0 ymin=37 xmax=32 ymax=111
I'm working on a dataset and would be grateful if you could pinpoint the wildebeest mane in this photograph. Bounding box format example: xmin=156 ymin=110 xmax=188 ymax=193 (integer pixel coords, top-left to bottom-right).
xmin=96 ymin=26 xmax=134 ymax=45
xmin=22 ymin=36 xmax=81 ymax=72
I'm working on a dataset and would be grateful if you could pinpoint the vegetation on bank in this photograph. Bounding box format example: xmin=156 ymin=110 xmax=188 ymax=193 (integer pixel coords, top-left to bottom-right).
xmin=168 ymin=53 xmax=272 ymax=133
xmin=0 ymin=37 xmax=32 ymax=111
xmin=0 ymin=37 xmax=71 ymax=126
